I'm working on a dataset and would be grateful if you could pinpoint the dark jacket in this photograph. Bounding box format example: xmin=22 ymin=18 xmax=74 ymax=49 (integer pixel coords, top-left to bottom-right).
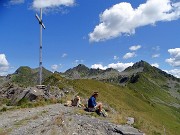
xmin=88 ymin=96 xmax=97 ymax=108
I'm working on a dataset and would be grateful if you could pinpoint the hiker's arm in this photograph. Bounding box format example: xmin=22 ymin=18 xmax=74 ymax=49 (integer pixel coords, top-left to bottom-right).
xmin=92 ymin=97 xmax=97 ymax=107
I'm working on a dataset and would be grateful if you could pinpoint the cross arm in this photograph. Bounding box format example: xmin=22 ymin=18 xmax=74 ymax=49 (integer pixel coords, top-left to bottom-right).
xmin=35 ymin=14 xmax=46 ymax=29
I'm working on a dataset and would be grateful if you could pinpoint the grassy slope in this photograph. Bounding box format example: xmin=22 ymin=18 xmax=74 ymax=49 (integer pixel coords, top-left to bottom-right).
xmin=127 ymin=73 xmax=180 ymax=135
xmin=43 ymin=74 xmax=180 ymax=135
xmin=11 ymin=66 xmax=52 ymax=87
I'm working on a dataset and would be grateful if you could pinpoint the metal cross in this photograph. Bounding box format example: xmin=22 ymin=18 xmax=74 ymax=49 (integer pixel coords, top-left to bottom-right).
xmin=35 ymin=8 xmax=45 ymax=85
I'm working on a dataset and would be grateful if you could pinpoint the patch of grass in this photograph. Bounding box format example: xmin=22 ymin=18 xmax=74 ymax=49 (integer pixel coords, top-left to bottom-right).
xmin=39 ymin=110 xmax=48 ymax=115
xmin=53 ymin=113 xmax=64 ymax=127
xmin=17 ymin=98 xmax=60 ymax=109
xmin=68 ymin=118 xmax=72 ymax=122
xmin=0 ymin=127 xmax=13 ymax=135
xmin=152 ymin=131 xmax=161 ymax=135
xmin=0 ymin=107 xmax=7 ymax=112
xmin=0 ymin=128 xmax=7 ymax=135
xmin=17 ymin=98 xmax=29 ymax=107
xmin=74 ymin=108 xmax=99 ymax=118
xmin=0 ymin=99 xmax=10 ymax=106
xmin=14 ymin=120 xmax=27 ymax=127
xmin=14 ymin=114 xmax=39 ymax=128
xmin=14 ymin=118 xmax=30 ymax=128
xmin=177 ymin=89 xmax=180 ymax=93
xmin=50 ymin=127 xmax=57 ymax=135
xmin=110 ymin=113 xmax=126 ymax=124
xmin=74 ymin=108 xmax=86 ymax=115
xmin=57 ymin=98 xmax=66 ymax=104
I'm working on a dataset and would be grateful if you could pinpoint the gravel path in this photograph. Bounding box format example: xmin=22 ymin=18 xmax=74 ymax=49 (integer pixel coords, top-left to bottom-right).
xmin=0 ymin=104 xmax=144 ymax=135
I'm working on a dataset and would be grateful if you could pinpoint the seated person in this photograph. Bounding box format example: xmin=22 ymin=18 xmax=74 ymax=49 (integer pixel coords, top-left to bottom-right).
xmin=72 ymin=96 xmax=82 ymax=107
xmin=88 ymin=92 xmax=102 ymax=113
xmin=65 ymin=95 xmax=83 ymax=107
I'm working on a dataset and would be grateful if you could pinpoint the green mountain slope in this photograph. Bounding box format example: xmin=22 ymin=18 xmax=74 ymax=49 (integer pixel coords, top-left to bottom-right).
xmin=10 ymin=66 xmax=53 ymax=86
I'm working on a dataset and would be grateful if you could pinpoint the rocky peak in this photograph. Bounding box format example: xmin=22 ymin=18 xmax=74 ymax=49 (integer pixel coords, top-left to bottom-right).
xmin=65 ymin=64 xmax=89 ymax=73
xmin=76 ymin=64 xmax=89 ymax=71
xmin=105 ymin=68 xmax=119 ymax=72
xmin=124 ymin=60 xmax=152 ymax=72
xmin=132 ymin=60 xmax=151 ymax=69
xmin=124 ymin=60 xmax=179 ymax=81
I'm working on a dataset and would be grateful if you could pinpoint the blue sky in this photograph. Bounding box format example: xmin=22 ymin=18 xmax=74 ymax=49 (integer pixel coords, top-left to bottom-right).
xmin=0 ymin=0 xmax=180 ymax=78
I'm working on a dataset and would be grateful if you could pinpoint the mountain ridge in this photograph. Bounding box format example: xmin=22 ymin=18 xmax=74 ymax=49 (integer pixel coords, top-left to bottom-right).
xmin=3 ymin=66 xmax=53 ymax=87
xmin=59 ymin=60 xmax=180 ymax=83
xmin=1 ymin=60 xmax=179 ymax=87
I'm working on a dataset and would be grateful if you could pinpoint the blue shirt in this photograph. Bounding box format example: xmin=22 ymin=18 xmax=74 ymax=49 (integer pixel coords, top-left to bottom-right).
xmin=88 ymin=96 xmax=96 ymax=108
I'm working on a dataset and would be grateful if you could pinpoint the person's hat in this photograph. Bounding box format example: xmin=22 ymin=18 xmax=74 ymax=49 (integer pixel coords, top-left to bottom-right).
xmin=76 ymin=95 xmax=80 ymax=100
xmin=93 ymin=92 xmax=99 ymax=95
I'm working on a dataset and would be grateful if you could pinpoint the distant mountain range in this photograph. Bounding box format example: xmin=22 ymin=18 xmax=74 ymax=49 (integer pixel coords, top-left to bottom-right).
xmin=60 ymin=64 xmax=120 ymax=79
xmin=0 ymin=60 xmax=179 ymax=87
xmin=59 ymin=60 xmax=179 ymax=84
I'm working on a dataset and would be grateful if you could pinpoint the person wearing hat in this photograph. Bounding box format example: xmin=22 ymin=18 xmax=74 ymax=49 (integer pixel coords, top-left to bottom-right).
xmin=88 ymin=92 xmax=102 ymax=113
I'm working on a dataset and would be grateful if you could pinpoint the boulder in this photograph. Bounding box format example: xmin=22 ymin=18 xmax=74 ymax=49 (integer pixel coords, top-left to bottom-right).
xmin=126 ymin=117 xmax=135 ymax=125
xmin=24 ymin=87 xmax=44 ymax=101
xmin=9 ymin=88 xmax=28 ymax=105
xmin=10 ymin=87 xmax=45 ymax=105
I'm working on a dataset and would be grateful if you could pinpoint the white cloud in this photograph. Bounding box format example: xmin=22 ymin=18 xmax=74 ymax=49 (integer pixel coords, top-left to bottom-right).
xmin=166 ymin=58 xmax=180 ymax=67
xmin=152 ymin=54 xmax=160 ymax=58
xmin=91 ymin=62 xmax=134 ymax=72
xmin=9 ymin=0 xmax=24 ymax=5
xmin=113 ymin=56 xmax=119 ymax=60
xmin=51 ymin=64 xmax=63 ymax=72
xmin=152 ymin=46 xmax=160 ymax=51
xmin=151 ymin=63 xmax=159 ymax=68
xmin=73 ymin=59 xmax=84 ymax=66
xmin=0 ymin=54 xmax=10 ymax=76
xmin=123 ymin=52 xmax=136 ymax=59
xmin=91 ymin=64 xmax=107 ymax=70
xmin=164 ymin=69 xmax=180 ymax=78
xmin=129 ymin=45 xmax=141 ymax=51
xmin=62 ymin=53 xmax=67 ymax=58
xmin=89 ymin=0 xmax=180 ymax=42
xmin=33 ymin=0 xmax=75 ymax=9
xmin=0 ymin=54 xmax=8 ymax=67
xmin=166 ymin=48 xmax=180 ymax=67
xmin=51 ymin=64 xmax=59 ymax=72
xmin=108 ymin=62 xmax=134 ymax=72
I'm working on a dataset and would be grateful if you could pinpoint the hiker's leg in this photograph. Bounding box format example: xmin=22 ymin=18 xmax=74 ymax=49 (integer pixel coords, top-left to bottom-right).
xmin=97 ymin=102 xmax=102 ymax=112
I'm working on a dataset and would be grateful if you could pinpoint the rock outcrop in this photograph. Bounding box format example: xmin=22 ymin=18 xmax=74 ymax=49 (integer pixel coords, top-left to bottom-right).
xmin=0 ymin=84 xmax=66 ymax=105
xmin=0 ymin=104 xmax=144 ymax=135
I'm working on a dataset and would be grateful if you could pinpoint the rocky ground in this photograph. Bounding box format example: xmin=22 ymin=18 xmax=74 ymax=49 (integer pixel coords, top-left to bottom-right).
xmin=0 ymin=104 xmax=144 ymax=135
xmin=167 ymin=80 xmax=180 ymax=100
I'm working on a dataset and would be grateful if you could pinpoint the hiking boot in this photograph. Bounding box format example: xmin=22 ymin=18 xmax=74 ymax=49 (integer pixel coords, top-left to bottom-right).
xmin=101 ymin=109 xmax=108 ymax=117
xmin=98 ymin=111 xmax=104 ymax=117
